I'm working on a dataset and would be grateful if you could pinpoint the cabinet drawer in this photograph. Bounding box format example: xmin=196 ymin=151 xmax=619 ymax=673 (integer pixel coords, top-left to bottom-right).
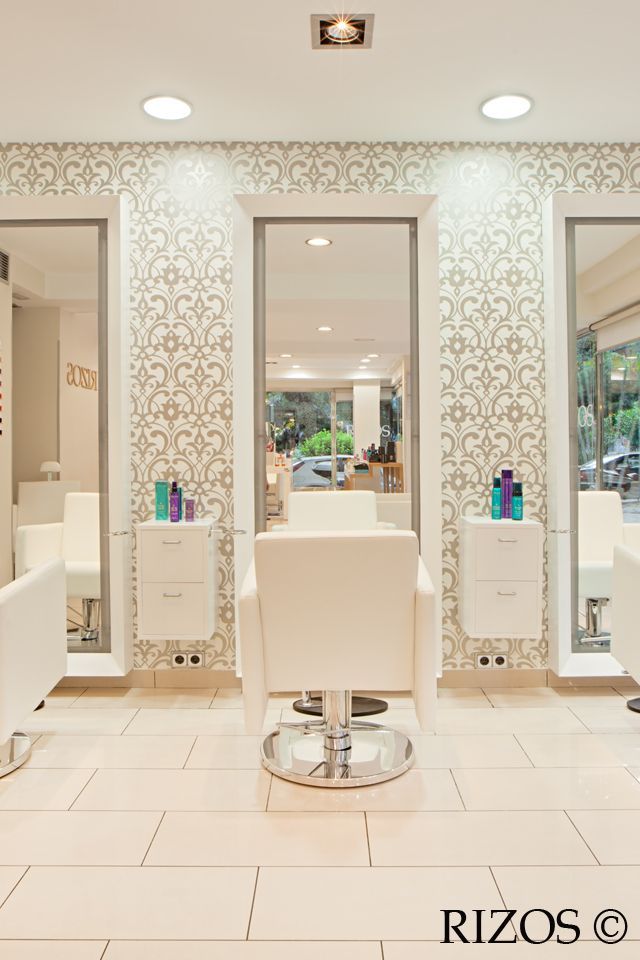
xmin=139 ymin=529 xmax=205 ymax=583
xmin=140 ymin=582 xmax=206 ymax=637
xmin=475 ymin=527 xmax=539 ymax=581
xmin=475 ymin=581 xmax=539 ymax=637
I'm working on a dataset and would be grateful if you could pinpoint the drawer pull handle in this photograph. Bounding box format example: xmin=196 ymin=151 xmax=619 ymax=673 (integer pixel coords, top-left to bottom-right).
xmin=497 ymin=538 xmax=518 ymax=543
xmin=497 ymin=590 xmax=517 ymax=597
xmin=163 ymin=592 xmax=183 ymax=599
xmin=161 ymin=539 xmax=182 ymax=545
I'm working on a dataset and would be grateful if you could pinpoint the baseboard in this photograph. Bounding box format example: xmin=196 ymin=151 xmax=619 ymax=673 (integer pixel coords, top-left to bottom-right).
xmin=439 ymin=668 xmax=548 ymax=688
xmin=58 ymin=668 xmax=242 ymax=689
xmin=548 ymin=671 xmax=640 ymax=690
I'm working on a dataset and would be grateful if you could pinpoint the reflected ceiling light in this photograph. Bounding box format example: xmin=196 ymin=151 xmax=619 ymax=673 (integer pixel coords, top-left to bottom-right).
xmin=361 ymin=358 xmax=371 ymax=363
xmin=279 ymin=353 xmax=292 ymax=358
xmin=142 ymin=95 xmax=192 ymax=120
xmin=317 ymin=325 xmax=333 ymax=332
xmin=358 ymin=365 xmax=367 ymax=370
xmin=292 ymin=364 xmax=301 ymax=369
xmin=480 ymin=94 xmax=532 ymax=120
xmin=367 ymin=353 xmax=380 ymax=358
xmin=306 ymin=237 xmax=332 ymax=247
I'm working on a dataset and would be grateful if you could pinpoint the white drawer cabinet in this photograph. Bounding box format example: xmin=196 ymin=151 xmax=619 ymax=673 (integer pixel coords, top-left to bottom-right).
xmin=459 ymin=516 xmax=543 ymax=639
xmin=137 ymin=519 xmax=217 ymax=641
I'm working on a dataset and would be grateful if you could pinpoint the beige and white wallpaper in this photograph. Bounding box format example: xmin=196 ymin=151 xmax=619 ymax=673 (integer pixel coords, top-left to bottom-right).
xmin=2 ymin=140 xmax=639 ymax=671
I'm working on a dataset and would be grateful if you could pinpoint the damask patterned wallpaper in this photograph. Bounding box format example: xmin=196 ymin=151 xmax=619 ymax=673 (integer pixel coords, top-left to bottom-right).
xmin=1 ymin=140 xmax=638 ymax=671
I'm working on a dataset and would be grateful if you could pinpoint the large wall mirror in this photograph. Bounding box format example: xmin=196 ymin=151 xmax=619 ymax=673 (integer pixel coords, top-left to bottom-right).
xmin=0 ymin=196 xmax=131 ymax=677
xmin=545 ymin=193 xmax=640 ymax=677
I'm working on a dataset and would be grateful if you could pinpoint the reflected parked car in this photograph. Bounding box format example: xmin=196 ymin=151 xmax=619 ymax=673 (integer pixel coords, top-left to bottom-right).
xmin=579 ymin=452 xmax=640 ymax=495
xmin=292 ymin=455 xmax=354 ymax=488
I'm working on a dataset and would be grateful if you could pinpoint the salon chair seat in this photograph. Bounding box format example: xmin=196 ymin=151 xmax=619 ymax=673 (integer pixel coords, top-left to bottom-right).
xmin=0 ymin=559 xmax=67 ymax=777
xmin=612 ymin=544 xmax=640 ymax=713
xmin=15 ymin=493 xmax=101 ymax=641
xmin=240 ymin=530 xmax=437 ymax=787
xmin=271 ymin=490 xmax=395 ymax=717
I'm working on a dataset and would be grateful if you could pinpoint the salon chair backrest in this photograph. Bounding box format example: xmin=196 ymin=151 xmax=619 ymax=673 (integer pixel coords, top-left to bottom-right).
xmin=0 ymin=558 xmax=67 ymax=745
xmin=612 ymin=544 xmax=640 ymax=682
xmin=578 ymin=491 xmax=624 ymax=562
xmin=253 ymin=529 xmax=419 ymax=690
xmin=16 ymin=480 xmax=81 ymax=528
xmin=287 ymin=490 xmax=378 ymax=531
xmin=61 ymin=493 xmax=101 ymax=563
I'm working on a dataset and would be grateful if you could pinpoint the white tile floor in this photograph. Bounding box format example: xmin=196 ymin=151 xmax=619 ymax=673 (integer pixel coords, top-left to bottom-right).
xmin=0 ymin=684 xmax=639 ymax=953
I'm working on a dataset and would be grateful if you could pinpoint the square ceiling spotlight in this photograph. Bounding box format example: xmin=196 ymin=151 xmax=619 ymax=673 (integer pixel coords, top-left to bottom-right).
xmin=311 ymin=14 xmax=374 ymax=49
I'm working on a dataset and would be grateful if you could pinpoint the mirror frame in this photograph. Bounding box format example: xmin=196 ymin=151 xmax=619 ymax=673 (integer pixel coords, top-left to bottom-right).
xmin=0 ymin=195 xmax=132 ymax=677
xmin=232 ymin=193 xmax=442 ymax=675
xmin=543 ymin=191 xmax=640 ymax=677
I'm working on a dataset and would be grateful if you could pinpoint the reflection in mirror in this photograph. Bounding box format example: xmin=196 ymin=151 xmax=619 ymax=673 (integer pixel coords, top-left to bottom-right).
xmin=0 ymin=224 xmax=109 ymax=652
xmin=262 ymin=221 xmax=414 ymax=534
xmin=573 ymin=223 xmax=640 ymax=653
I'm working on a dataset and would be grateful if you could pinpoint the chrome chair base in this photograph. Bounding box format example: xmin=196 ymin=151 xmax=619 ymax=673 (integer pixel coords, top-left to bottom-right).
xmin=262 ymin=720 xmax=414 ymax=788
xmin=627 ymin=697 xmax=640 ymax=714
xmin=0 ymin=734 xmax=31 ymax=779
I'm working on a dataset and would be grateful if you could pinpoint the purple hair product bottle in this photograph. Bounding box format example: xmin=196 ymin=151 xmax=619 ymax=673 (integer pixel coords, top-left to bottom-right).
xmin=501 ymin=469 xmax=513 ymax=519
xmin=169 ymin=481 xmax=180 ymax=522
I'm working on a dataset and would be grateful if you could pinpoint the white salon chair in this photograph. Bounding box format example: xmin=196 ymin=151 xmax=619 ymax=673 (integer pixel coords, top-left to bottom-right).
xmin=15 ymin=492 xmax=101 ymax=641
xmin=272 ymin=490 xmax=396 ymax=717
xmin=0 ymin=559 xmax=67 ymax=776
xmin=241 ymin=529 xmax=436 ymax=786
xmin=612 ymin=544 xmax=640 ymax=714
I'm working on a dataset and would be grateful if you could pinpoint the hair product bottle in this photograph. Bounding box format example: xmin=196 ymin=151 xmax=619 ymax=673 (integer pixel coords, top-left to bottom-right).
xmin=169 ymin=481 xmax=180 ymax=522
xmin=491 ymin=476 xmax=502 ymax=520
xmin=512 ymin=481 xmax=523 ymax=520
xmin=501 ymin=469 xmax=513 ymax=519
xmin=155 ymin=481 xmax=169 ymax=521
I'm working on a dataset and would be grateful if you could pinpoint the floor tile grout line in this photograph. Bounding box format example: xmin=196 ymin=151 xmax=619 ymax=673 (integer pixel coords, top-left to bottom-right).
xmin=140 ymin=811 xmax=166 ymax=866
xmin=563 ymin=809 xmax=603 ymax=865
xmin=98 ymin=940 xmax=110 ymax=960
xmin=0 ymin=865 xmax=30 ymax=912
xmin=181 ymin=737 xmax=199 ymax=770
xmin=364 ymin=811 xmax=372 ymax=866
xmin=512 ymin=733 xmax=539 ymax=768
xmin=449 ymin=768 xmax=467 ymax=810
xmin=489 ymin=864 xmax=520 ymax=942
xmin=245 ymin=866 xmax=260 ymax=940
xmin=265 ymin=772 xmax=274 ymax=812
xmin=119 ymin=708 xmax=141 ymax=735
xmin=67 ymin=767 xmax=99 ymax=810
xmin=379 ymin=940 xmax=385 ymax=959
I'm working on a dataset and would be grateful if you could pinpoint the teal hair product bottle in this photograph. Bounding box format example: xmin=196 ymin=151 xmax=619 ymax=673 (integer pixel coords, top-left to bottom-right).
xmin=155 ymin=481 xmax=169 ymax=520
xmin=491 ymin=476 xmax=502 ymax=520
xmin=512 ymin=481 xmax=523 ymax=520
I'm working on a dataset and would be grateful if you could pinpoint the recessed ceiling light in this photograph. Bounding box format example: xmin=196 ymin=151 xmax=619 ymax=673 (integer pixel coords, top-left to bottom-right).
xmin=142 ymin=95 xmax=192 ymax=120
xmin=480 ymin=94 xmax=532 ymax=120
xmin=279 ymin=353 xmax=292 ymax=358
xmin=367 ymin=353 xmax=380 ymax=358
xmin=292 ymin=364 xmax=301 ymax=369
xmin=317 ymin=325 xmax=333 ymax=332
xmin=306 ymin=237 xmax=332 ymax=247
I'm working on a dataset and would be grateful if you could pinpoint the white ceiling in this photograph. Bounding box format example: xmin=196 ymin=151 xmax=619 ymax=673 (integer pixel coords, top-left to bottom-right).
xmin=575 ymin=225 xmax=640 ymax=275
xmin=0 ymin=226 xmax=97 ymax=274
xmin=3 ymin=1 xmax=640 ymax=142
xmin=266 ymin=223 xmax=409 ymax=380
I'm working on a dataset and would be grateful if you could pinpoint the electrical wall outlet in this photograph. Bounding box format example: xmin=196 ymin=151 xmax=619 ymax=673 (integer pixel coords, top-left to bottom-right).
xmin=492 ymin=653 xmax=509 ymax=669
xmin=475 ymin=653 xmax=492 ymax=668
xmin=171 ymin=652 xmax=188 ymax=668
xmin=188 ymin=652 xmax=204 ymax=668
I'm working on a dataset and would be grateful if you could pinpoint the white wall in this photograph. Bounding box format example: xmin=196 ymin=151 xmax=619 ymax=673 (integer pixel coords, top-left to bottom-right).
xmin=59 ymin=311 xmax=98 ymax=491
xmin=353 ymin=381 xmax=381 ymax=453
xmin=0 ymin=280 xmax=12 ymax=585
xmin=12 ymin=306 xmax=60 ymax=498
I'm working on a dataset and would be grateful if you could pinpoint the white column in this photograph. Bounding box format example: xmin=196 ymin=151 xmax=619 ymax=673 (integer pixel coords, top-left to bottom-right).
xmin=0 ymin=279 xmax=12 ymax=585
xmin=353 ymin=381 xmax=380 ymax=454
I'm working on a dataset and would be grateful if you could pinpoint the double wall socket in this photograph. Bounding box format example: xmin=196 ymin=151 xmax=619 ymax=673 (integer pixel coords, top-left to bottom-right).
xmin=170 ymin=652 xmax=205 ymax=669
xmin=475 ymin=652 xmax=509 ymax=669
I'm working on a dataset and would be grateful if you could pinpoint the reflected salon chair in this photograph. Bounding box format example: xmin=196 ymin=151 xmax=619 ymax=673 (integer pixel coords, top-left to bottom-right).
xmin=15 ymin=492 xmax=102 ymax=641
xmin=612 ymin=544 xmax=640 ymax=713
xmin=578 ymin=492 xmax=640 ymax=642
xmin=0 ymin=559 xmax=67 ymax=777
xmin=271 ymin=490 xmax=396 ymax=717
xmin=240 ymin=529 xmax=437 ymax=787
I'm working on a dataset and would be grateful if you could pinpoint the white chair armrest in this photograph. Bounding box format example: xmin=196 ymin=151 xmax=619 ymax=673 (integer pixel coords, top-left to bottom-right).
xmin=14 ymin=523 xmax=63 ymax=578
xmin=414 ymin=557 xmax=437 ymax=733
xmin=239 ymin=560 xmax=268 ymax=735
xmin=613 ymin=544 xmax=640 ymax=681
xmin=375 ymin=521 xmax=397 ymax=529
xmin=623 ymin=524 xmax=640 ymax=551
